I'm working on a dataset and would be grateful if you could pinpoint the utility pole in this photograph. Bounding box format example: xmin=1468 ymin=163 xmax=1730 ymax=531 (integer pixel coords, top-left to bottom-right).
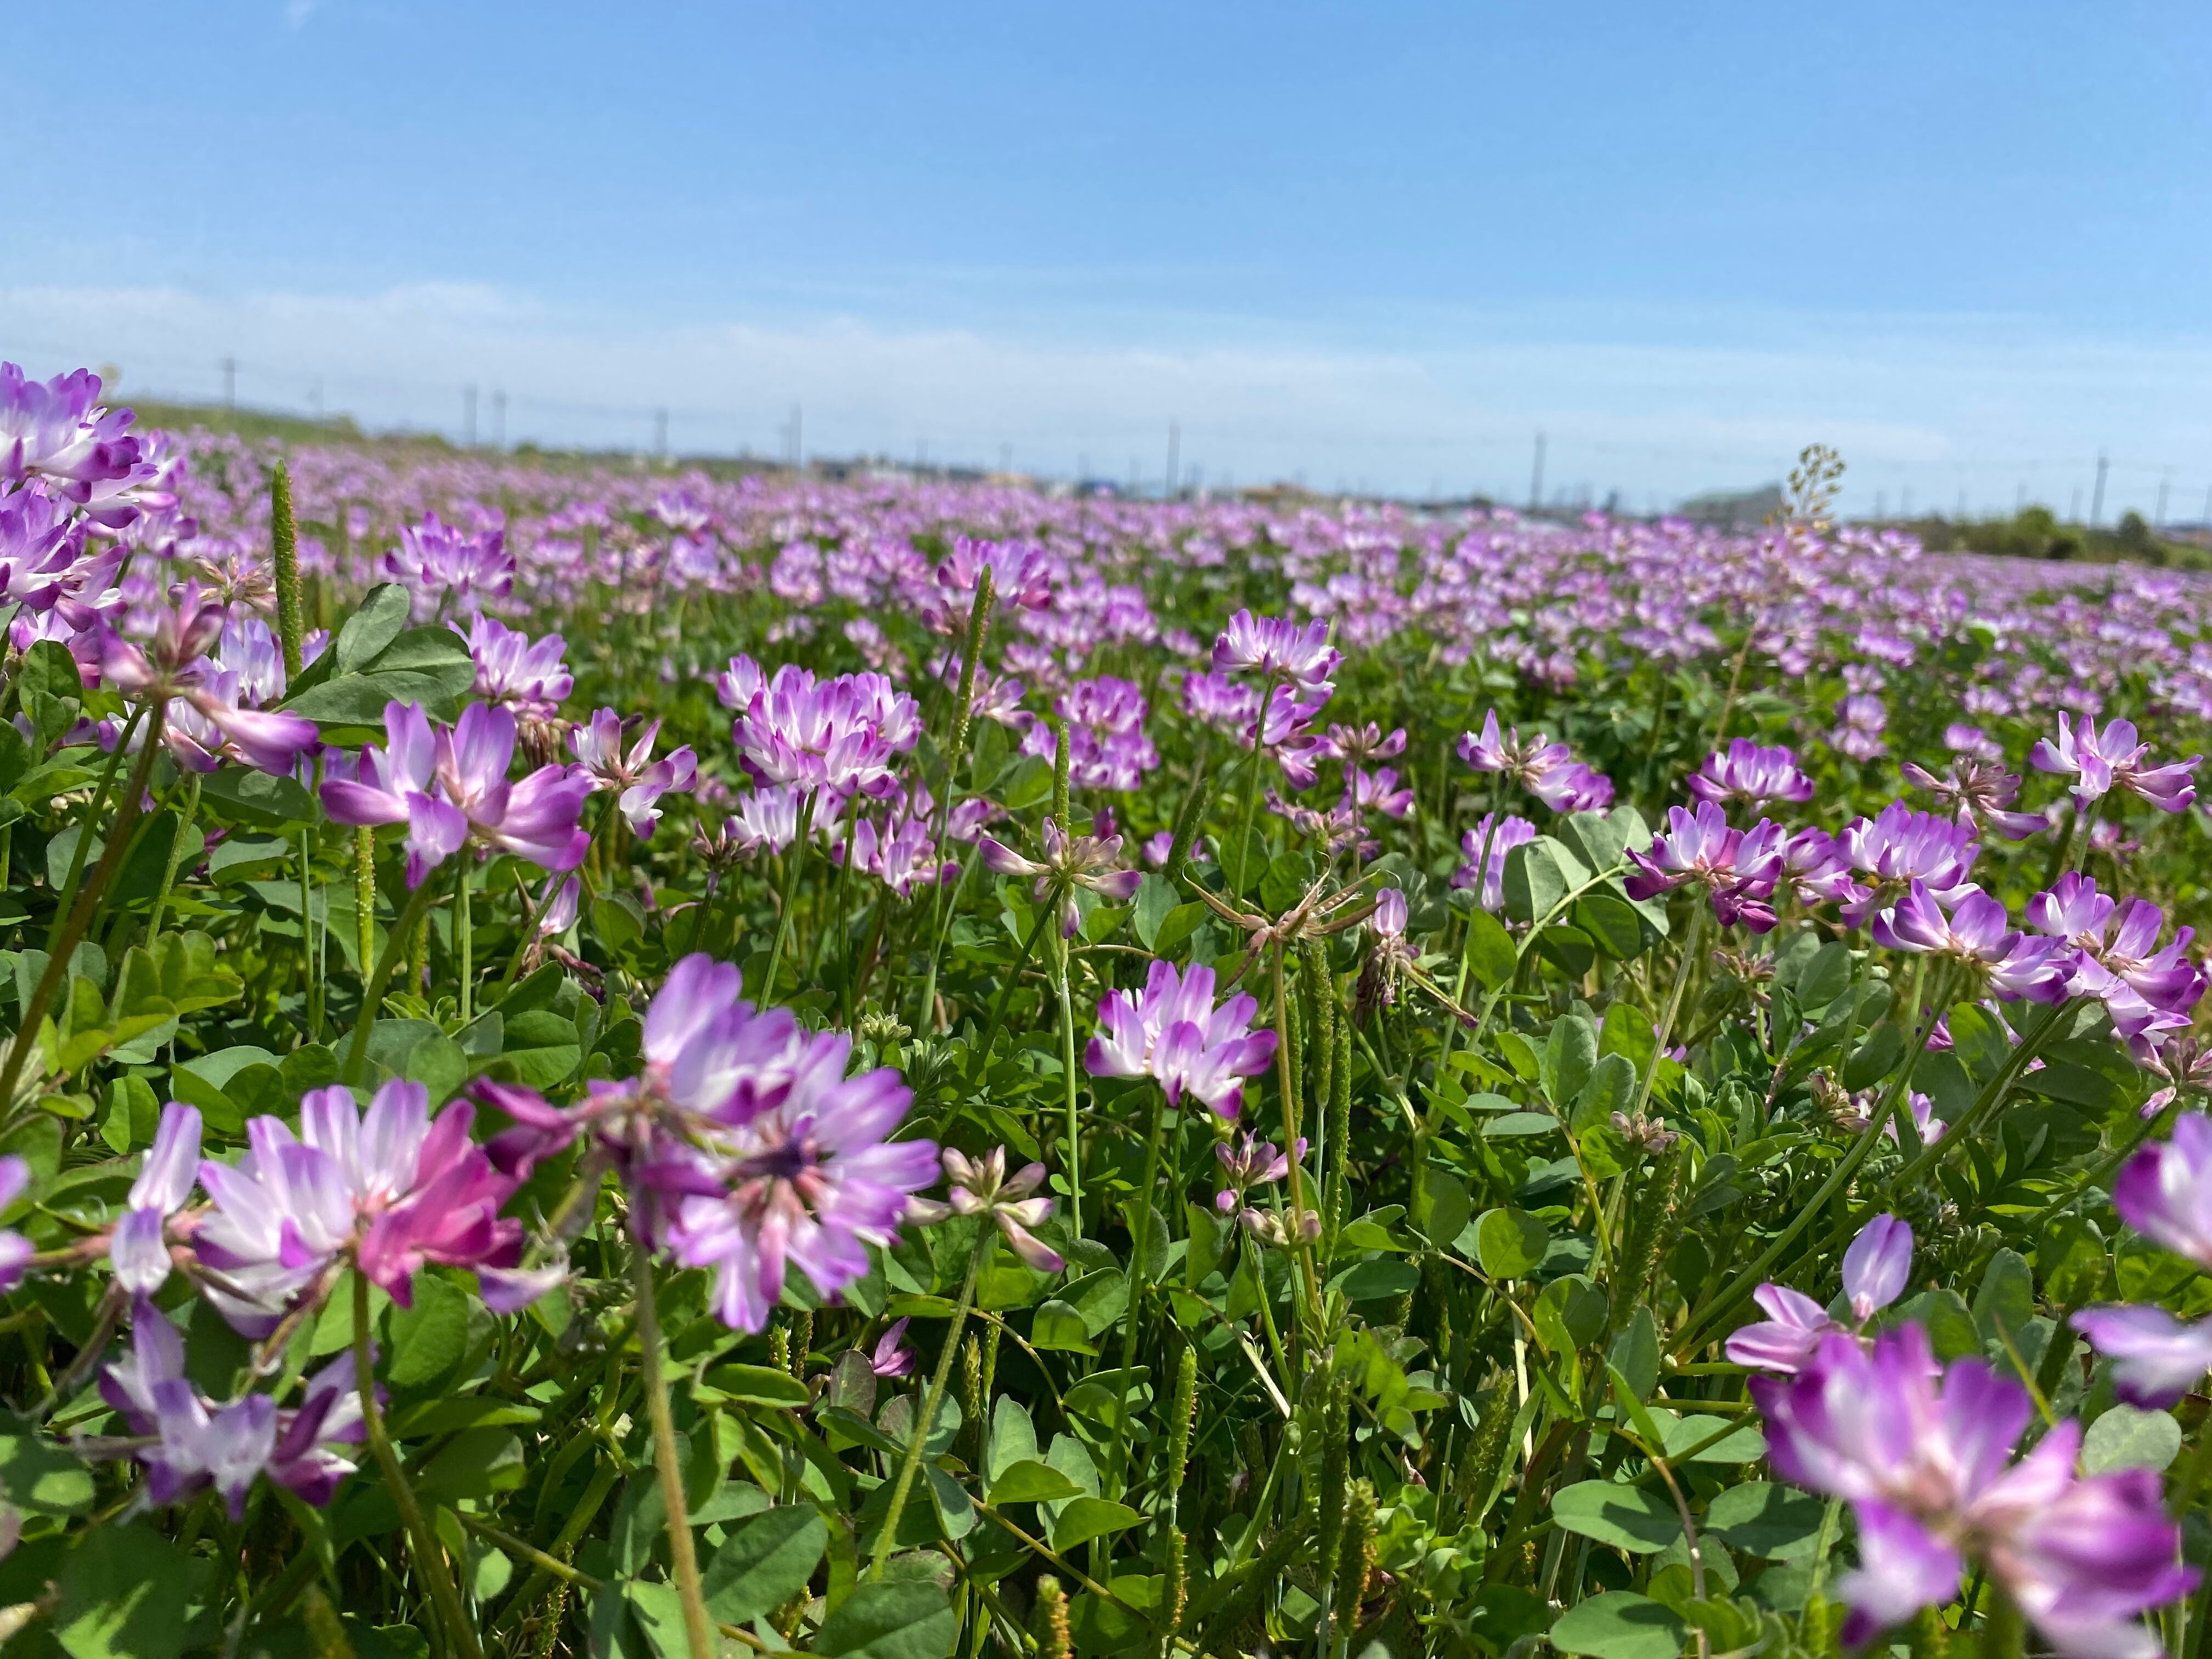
xmin=1955 ymin=487 xmax=1967 ymax=521
xmin=1901 ymin=487 xmax=1913 ymax=518
xmin=222 ymin=357 xmax=236 ymax=410
xmin=1527 ymin=432 xmax=1547 ymax=510
xmin=2090 ymin=450 xmax=2109 ymax=527
xmin=1000 ymin=443 xmax=1012 ymax=475
xmin=310 ymin=381 xmax=324 ymax=420
xmin=1078 ymin=452 xmax=1090 ymax=482
xmin=788 ymin=404 xmax=802 ymax=470
xmin=463 ymin=385 xmax=478 ymax=448
xmin=2070 ymin=486 xmax=2083 ymax=523
xmin=2157 ymin=475 xmax=2171 ymax=526
xmin=491 ymin=391 xmax=506 ymax=451
xmin=2016 ymin=482 xmax=2026 ymax=514
xmin=1165 ymin=421 xmax=1180 ymax=496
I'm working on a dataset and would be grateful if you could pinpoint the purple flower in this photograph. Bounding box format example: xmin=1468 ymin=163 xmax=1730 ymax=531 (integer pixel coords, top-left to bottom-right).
xmin=321 ymin=702 xmax=591 ymax=887
xmin=1687 ymin=739 xmax=1814 ymax=812
xmin=910 ymin=1148 xmax=1064 ymax=1273
xmin=1451 ymin=813 xmax=1537 ymax=912
xmin=1458 ymin=710 xmax=1612 ymax=811
xmin=382 ymin=512 xmax=514 ymax=617
xmin=2032 ymin=713 xmax=2199 ymax=811
xmin=2113 ymin=1113 xmax=2212 ymax=1272
xmin=1838 ymin=803 xmax=1979 ymax=928
xmin=111 ymin=1103 xmax=202 ymax=1296
xmin=1900 ymin=757 xmax=2049 ymax=841
xmin=1753 ymin=1324 xmax=2196 ymax=1655
xmin=1781 ymin=827 xmax=1862 ymax=907
xmin=0 ymin=1158 xmax=32 ymax=1296
xmin=481 ymin=955 xmax=940 ymax=1332
xmin=1084 ymin=958 xmax=1279 ymax=1120
xmin=1623 ymin=802 xmax=1786 ymax=932
xmin=461 ymin=614 xmax=572 ymax=715
xmin=0 ymin=365 xmax=153 ymax=512
xmin=1871 ymin=882 xmax=2070 ymax=1002
xmin=865 ymin=1317 xmax=916 ymax=1379
xmin=1829 ymin=692 xmax=1888 ymax=763
xmin=2071 ymin=1305 xmax=2212 ymax=1408
xmin=100 ymin=1304 xmax=366 ymax=1516
xmin=724 ymin=786 xmax=806 ymax=857
xmin=725 ymin=658 xmax=921 ymax=800
xmin=979 ymin=819 xmax=1142 ymax=938
xmin=1726 ymin=1213 xmax=1912 ymax=1373
xmin=190 ymin=1081 xmax=526 ymax=1334
xmin=1345 ymin=765 xmax=1415 ymax=821
xmin=97 ymin=581 xmax=319 ymax=776
xmin=1214 ymin=1132 xmax=1304 ymax=1218
xmin=662 ymin=1039 xmax=941 ymax=1331
xmin=2027 ymin=877 xmax=2205 ymax=1039
xmin=572 ymin=708 xmax=698 ymax=837
xmin=1212 ymin=610 xmax=1340 ymax=691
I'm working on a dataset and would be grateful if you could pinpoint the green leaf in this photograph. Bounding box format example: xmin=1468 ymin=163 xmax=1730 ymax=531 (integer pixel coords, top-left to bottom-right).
xmin=1418 ymin=1167 xmax=1471 ymax=1250
xmin=416 ymin=1427 xmax=526 ymax=1502
xmin=199 ymin=766 xmax=315 ymax=827
xmin=1841 ymin=1022 xmax=1906 ymax=1089
xmin=1503 ymin=837 xmax=1568 ymax=926
xmin=1047 ymin=1496 xmax=1142 ymax=1552
xmin=1474 ymin=1208 xmax=1550 ymax=1279
xmin=1132 ymin=874 xmax=1178 ymax=950
xmin=1703 ymin=1482 xmax=1827 ymax=1561
xmin=1035 ymin=1309 xmax=1106 ymax=1353
xmin=1973 ymin=1248 xmax=2035 ymax=1346
xmin=54 ymin=1522 xmax=208 ymax=1659
xmin=385 ymin=1273 xmax=472 ymax=1393
xmin=812 ymin=1581 xmax=958 ymax=1659
xmin=1548 ymin=1593 xmax=1689 ymax=1659
xmin=987 ymin=1459 xmax=1086 ymax=1505
xmin=0 ymin=1409 xmax=95 ymax=1515
xmin=1534 ymin=1275 xmax=1607 ymax=1354
xmin=1544 ymin=1013 xmax=1599 ymax=1108
xmin=1329 ymin=1258 xmax=1420 ymax=1300
xmin=1550 ymin=1481 xmax=1683 ymax=1554
xmin=2082 ymin=1405 xmax=2182 ymax=1474
xmin=986 ymin=1397 xmax=1038 ymax=1483
xmin=1571 ymin=1052 xmax=1635 ymax=1133
xmin=701 ymin=1504 xmax=829 ymax=1622
xmin=1793 ymin=942 xmax=1853 ymax=1015
xmin=1607 ymin=1307 xmax=1661 ymax=1402
xmin=696 ymin=1363 xmax=810 ymax=1409
xmin=332 ymin=583 xmax=415 ymax=674
xmin=1461 ymin=909 xmax=1517 ymax=992
xmin=1901 ymin=1288 xmax=1980 ymax=1363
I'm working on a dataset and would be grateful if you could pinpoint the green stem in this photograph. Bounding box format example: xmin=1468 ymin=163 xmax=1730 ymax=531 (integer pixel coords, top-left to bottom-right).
xmin=300 ymin=824 xmax=321 ymax=1044
xmin=1883 ymin=997 xmax=2073 ymax=1194
xmin=144 ymin=774 xmax=201 ymax=944
xmin=974 ymin=904 xmax=1056 ymax=1073
xmin=870 ymin=1233 xmax=990 ymax=1578
xmin=341 ymin=877 xmax=444 ymax=1086
xmin=1229 ymin=670 xmax=1279 ymax=892
xmin=630 ymin=1244 xmax=715 ymax=1659
xmin=1677 ymin=968 xmax=1957 ymax=1357
xmin=1629 ymin=901 xmax=1707 ymax=1123
xmin=353 ymin=1271 xmax=482 ymax=1659
xmin=1056 ymin=934 xmax=1084 ymax=1239
xmin=1104 ymin=1086 xmax=1169 ymax=1497
xmin=915 ymin=569 xmax=994 ymax=1031
xmin=0 ymin=708 xmax=165 ymax=1113
xmin=47 ymin=703 xmax=146 ymax=952
xmin=455 ymin=855 xmax=474 ymax=1027
xmin=760 ymin=791 xmax=818 ymax=1000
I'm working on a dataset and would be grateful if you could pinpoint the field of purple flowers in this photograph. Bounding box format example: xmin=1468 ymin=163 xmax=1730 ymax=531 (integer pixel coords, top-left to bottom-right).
xmin=3 ymin=366 xmax=2212 ymax=1659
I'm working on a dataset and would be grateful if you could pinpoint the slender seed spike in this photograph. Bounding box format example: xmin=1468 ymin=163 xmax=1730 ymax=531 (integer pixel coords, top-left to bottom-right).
xmin=1051 ymin=717 xmax=1071 ymax=830
xmin=1165 ymin=1342 xmax=1197 ymax=1502
xmin=1335 ymin=1478 xmax=1377 ymax=1633
xmin=270 ymin=459 xmax=306 ymax=680
xmin=353 ymin=826 xmax=377 ymax=978
xmin=1037 ymin=1576 xmax=1071 ymax=1659
xmin=1315 ymin=1372 xmax=1351 ymax=1584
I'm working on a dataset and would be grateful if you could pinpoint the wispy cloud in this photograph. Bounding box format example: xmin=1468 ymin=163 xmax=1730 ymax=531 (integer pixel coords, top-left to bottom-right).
xmin=2 ymin=278 xmax=2205 ymax=513
xmin=282 ymin=0 xmax=320 ymax=30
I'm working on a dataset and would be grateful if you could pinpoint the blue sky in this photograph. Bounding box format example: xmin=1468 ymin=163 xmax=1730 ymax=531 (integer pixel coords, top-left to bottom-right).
xmin=8 ymin=2 xmax=2211 ymax=513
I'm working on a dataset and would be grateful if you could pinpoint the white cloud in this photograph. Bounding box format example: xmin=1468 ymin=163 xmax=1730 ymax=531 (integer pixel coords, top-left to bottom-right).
xmin=3 ymin=278 xmax=2208 ymax=515
xmin=282 ymin=0 xmax=320 ymax=29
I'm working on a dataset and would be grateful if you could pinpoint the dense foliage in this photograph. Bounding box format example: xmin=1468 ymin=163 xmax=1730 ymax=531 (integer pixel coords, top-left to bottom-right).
xmin=3 ymin=373 xmax=2212 ymax=1659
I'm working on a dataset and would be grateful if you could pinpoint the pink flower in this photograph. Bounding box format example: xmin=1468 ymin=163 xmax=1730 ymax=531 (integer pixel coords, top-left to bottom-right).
xmin=2032 ymin=713 xmax=2199 ymax=811
xmin=572 ymin=708 xmax=698 ymax=837
xmin=1085 ymin=958 xmax=1279 ymax=1120
xmin=1212 ymin=610 xmax=1340 ymax=691
xmin=190 ymin=1081 xmax=528 ymax=1334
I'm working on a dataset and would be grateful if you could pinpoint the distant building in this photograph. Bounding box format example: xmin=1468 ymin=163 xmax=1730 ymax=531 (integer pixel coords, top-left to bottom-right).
xmin=1677 ymin=484 xmax=1784 ymax=529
